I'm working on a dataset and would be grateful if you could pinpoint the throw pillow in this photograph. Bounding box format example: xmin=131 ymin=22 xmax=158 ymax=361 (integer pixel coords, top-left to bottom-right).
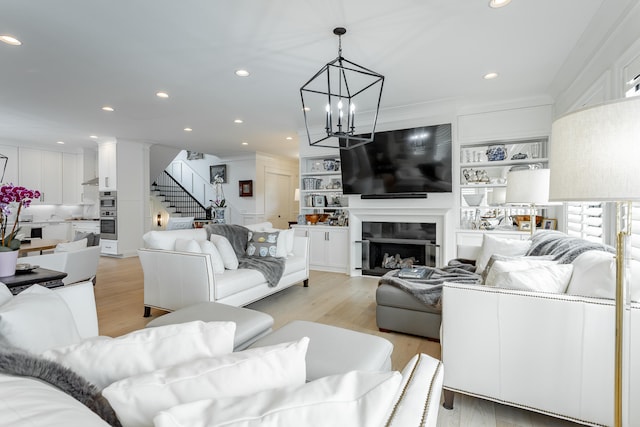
xmin=246 ymin=231 xmax=279 ymax=257
xmin=103 ymin=338 xmax=309 ymax=427
xmin=153 ymin=370 xmax=402 ymax=427
xmin=483 ymin=256 xmax=558 ymax=287
xmin=475 ymin=234 xmax=532 ymax=275
xmin=55 ymin=238 xmax=88 ymax=253
xmin=74 ymin=231 xmax=100 ymax=247
xmin=174 ymin=238 xmax=202 ymax=253
xmin=142 ymin=229 xmax=207 ymax=250
xmin=42 ymin=320 xmax=236 ymax=390
xmin=267 ymin=228 xmax=295 ymax=258
xmin=210 ymin=235 xmax=239 ymax=269
xmin=565 ymin=251 xmax=640 ymax=301
xmin=198 ymin=240 xmax=225 ymax=274
xmin=0 ymin=282 xmax=12 ymax=306
xmin=244 ymin=222 xmax=273 ymax=232
xmin=491 ymin=264 xmax=574 ymax=294
xmin=0 ymin=285 xmax=82 ymax=354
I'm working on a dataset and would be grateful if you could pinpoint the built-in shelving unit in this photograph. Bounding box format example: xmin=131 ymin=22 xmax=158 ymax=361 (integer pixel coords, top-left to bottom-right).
xmin=299 ymin=155 xmax=349 ymax=214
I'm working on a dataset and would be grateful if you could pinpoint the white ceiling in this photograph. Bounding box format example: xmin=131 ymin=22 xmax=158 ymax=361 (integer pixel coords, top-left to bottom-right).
xmin=0 ymin=0 xmax=613 ymax=159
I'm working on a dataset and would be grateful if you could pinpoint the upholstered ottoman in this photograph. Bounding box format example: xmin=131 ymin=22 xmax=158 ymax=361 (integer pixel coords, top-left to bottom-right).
xmin=376 ymin=284 xmax=442 ymax=341
xmin=248 ymin=320 xmax=393 ymax=381
xmin=145 ymin=302 xmax=274 ymax=351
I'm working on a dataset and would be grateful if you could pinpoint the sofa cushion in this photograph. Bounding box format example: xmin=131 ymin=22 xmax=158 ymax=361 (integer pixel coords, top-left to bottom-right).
xmin=475 ymin=234 xmax=531 ymax=274
xmin=143 ymin=229 xmax=207 ymax=250
xmin=0 ymin=374 xmax=111 ymax=427
xmin=198 ymin=240 xmax=225 ymax=274
xmin=566 ymin=250 xmax=640 ymax=301
xmin=483 ymin=255 xmax=558 ymax=287
xmin=0 ymin=285 xmax=82 ymax=354
xmin=42 ymin=321 xmax=236 ymax=389
xmin=174 ymin=238 xmax=202 ymax=253
xmin=103 ymin=338 xmax=309 ymax=427
xmin=153 ymin=370 xmax=402 ymax=427
xmin=491 ymin=264 xmax=574 ymax=294
xmin=246 ymin=231 xmax=279 ymax=257
xmin=210 ymin=235 xmax=239 ymax=269
xmin=215 ymin=268 xmax=266 ymax=300
xmin=54 ymin=238 xmax=88 ymax=252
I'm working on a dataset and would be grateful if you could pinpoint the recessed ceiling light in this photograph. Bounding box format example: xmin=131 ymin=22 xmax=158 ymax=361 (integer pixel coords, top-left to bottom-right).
xmin=241 ymin=142 xmax=249 ymax=146
xmin=483 ymin=72 xmax=499 ymax=80
xmin=0 ymin=35 xmax=22 ymax=46
xmin=488 ymin=0 xmax=511 ymax=8
xmin=285 ymin=137 xmax=293 ymax=141
xmin=102 ymin=106 xmax=114 ymax=112
xmin=56 ymin=141 xmax=65 ymax=145
xmin=89 ymin=135 xmax=98 ymax=139
xmin=184 ymin=127 xmax=192 ymax=132
xmin=235 ymin=69 xmax=250 ymax=77
xmin=156 ymin=91 xmax=169 ymax=98
xmin=234 ymin=119 xmax=243 ymax=124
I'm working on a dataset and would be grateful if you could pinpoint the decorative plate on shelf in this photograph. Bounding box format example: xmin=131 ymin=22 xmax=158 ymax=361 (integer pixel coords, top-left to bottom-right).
xmin=15 ymin=263 xmax=39 ymax=274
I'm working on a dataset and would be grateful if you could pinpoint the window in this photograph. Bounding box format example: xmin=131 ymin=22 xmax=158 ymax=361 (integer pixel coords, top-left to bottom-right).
xmin=566 ymin=202 xmax=605 ymax=243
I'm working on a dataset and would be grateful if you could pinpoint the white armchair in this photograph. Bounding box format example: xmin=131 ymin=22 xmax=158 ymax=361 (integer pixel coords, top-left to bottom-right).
xmin=22 ymin=245 xmax=101 ymax=285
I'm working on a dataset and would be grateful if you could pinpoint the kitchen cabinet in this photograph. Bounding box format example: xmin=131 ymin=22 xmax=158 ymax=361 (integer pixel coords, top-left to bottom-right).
xmin=42 ymin=222 xmax=71 ymax=240
xmin=100 ymin=239 xmax=118 ymax=255
xmin=98 ymin=141 xmax=117 ymax=191
xmin=62 ymin=153 xmax=82 ymax=204
xmin=18 ymin=148 xmax=62 ymax=204
xmin=296 ymin=225 xmax=349 ymax=273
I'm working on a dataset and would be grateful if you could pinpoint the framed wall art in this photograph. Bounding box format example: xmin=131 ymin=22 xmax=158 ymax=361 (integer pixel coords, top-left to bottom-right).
xmin=542 ymin=218 xmax=557 ymax=230
xmin=210 ymin=164 xmax=227 ymax=183
xmin=239 ymin=180 xmax=253 ymax=197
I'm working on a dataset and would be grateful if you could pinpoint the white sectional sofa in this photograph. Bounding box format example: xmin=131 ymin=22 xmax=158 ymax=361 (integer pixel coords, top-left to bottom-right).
xmin=441 ymin=231 xmax=640 ymax=426
xmin=0 ymin=280 xmax=444 ymax=427
xmin=138 ymin=223 xmax=309 ymax=315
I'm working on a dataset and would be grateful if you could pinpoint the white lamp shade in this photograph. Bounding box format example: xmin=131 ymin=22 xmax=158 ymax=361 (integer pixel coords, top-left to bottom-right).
xmin=294 ymin=188 xmax=300 ymax=201
xmin=505 ymin=169 xmax=550 ymax=205
xmin=549 ymin=97 xmax=640 ymax=201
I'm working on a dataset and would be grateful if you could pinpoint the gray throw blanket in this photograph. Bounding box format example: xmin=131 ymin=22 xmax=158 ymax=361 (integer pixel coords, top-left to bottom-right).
xmin=206 ymin=224 xmax=285 ymax=287
xmin=525 ymin=230 xmax=615 ymax=264
xmin=0 ymin=343 xmax=121 ymax=426
xmin=378 ymin=266 xmax=481 ymax=309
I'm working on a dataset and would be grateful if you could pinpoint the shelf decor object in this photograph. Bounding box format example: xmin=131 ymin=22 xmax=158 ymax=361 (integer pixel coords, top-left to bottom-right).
xmin=300 ymin=27 xmax=384 ymax=150
xmin=549 ymin=97 xmax=640 ymax=427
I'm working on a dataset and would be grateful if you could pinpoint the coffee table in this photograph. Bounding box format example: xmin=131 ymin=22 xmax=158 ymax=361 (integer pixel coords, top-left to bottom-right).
xmin=1 ymin=267 xmax=68 ymax=295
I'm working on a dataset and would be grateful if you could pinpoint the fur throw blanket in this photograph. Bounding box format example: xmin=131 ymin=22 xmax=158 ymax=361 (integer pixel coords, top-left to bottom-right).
xmin=379 ymin=266 xmax=482 ymax=309
xmin=0 ymin=343 xmax=121 ymax=426
xmin=525 ymin=230 xmax=615 ymax=264
xmin=206 ymin=223 xmax=285 ymax=287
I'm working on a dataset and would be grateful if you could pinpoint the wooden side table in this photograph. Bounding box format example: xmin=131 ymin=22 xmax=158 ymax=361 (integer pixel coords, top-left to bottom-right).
xmin=1 ymin=268 xmax=68 ymax=295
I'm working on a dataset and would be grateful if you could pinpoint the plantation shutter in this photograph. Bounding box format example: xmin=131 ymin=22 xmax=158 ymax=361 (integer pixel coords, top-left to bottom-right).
xmin=566 ymin=203 xmax=604 ymax=243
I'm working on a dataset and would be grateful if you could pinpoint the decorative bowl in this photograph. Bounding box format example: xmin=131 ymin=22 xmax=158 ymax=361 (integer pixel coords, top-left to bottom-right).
xmin=305 ymin=213 xmax=330 ymax=224
xmin=463 ymin=194 xmax=485 ymax=206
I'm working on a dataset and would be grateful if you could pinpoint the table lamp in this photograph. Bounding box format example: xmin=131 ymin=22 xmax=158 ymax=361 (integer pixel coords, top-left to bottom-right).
xmin=505 ymin=168 xmax=550 ymax=235
xmin=549 ymin=97 xmax=640 ymax=427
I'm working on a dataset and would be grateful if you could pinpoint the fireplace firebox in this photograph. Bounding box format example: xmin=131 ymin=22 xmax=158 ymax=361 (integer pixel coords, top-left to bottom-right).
xmin=360 ymin=221 xmax=438 ymax=276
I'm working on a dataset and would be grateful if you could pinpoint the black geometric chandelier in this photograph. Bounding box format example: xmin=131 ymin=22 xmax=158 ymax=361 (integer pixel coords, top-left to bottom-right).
xmin=300 ymin=27 xmax=384 ymax=150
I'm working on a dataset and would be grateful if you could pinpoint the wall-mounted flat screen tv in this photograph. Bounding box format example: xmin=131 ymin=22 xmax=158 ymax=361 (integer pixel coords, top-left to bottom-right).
xmin=339 ymin=123 xmax=452 ymax=196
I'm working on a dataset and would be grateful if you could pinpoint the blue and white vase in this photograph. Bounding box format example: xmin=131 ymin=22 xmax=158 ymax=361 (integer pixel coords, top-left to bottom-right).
xmin=486 ymin=145 xmax=507 ymax=161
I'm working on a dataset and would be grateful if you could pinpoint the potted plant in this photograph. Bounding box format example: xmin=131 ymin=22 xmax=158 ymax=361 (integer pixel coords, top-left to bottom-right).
xmin=0 ymin=184 xmax=40 ymax=276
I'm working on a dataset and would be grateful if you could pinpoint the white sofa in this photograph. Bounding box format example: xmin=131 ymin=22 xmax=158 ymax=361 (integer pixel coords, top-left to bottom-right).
xmin=138 ymin=224 xmax=309 ymax=316
xmin=0 ymin=281 xmax=444 ymax=427
xmin=22 ymin=245 xmax=101 ymax=285
xmin=441 ymin=232 xmax=640 ymax=426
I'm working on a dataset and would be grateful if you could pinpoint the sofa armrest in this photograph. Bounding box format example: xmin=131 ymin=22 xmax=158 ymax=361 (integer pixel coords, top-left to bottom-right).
xmin=54 ymin=280 xmax=99 ymax=338
xmin=138 ymin=249 xmax=216 ymax=312
xmin=23 ymin=252 xmax=68 ymax=274
xmin=441 ymin=282 xmax=615 ymax=425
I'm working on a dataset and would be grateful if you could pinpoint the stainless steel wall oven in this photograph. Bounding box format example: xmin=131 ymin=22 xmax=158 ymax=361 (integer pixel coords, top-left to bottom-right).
xmin=99 ymin=191 xmax=117 ymax=239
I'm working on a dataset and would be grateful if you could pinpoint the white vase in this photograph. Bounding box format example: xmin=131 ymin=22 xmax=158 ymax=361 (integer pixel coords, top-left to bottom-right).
xmin=0 ymin=250 xmax=19 ymax=277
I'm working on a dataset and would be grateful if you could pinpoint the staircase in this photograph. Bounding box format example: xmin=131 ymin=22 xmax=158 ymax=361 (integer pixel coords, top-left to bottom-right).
xmin=152 ymin=171 xmax=211 ymax=219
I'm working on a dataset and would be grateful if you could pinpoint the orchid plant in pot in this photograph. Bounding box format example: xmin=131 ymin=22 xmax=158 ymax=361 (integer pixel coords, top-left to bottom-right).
xmin=209 ymin=175 xmax=226 ymax=223
xmin=0 ymin=184 xmax=40 ymax=276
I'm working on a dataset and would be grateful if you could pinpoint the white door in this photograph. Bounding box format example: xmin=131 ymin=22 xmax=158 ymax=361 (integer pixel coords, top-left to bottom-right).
xmin=265 ymin=171 xmax=291 ymax=229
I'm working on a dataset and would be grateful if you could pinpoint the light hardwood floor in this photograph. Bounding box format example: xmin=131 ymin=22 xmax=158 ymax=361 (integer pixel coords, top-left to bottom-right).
xmin=95 ymin=256 xmax=580 ymax=427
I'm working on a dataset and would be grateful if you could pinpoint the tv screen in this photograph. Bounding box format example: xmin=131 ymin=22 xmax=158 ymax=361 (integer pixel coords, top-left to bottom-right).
xmin=339 ymin=123 xmax=452 ymax=196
